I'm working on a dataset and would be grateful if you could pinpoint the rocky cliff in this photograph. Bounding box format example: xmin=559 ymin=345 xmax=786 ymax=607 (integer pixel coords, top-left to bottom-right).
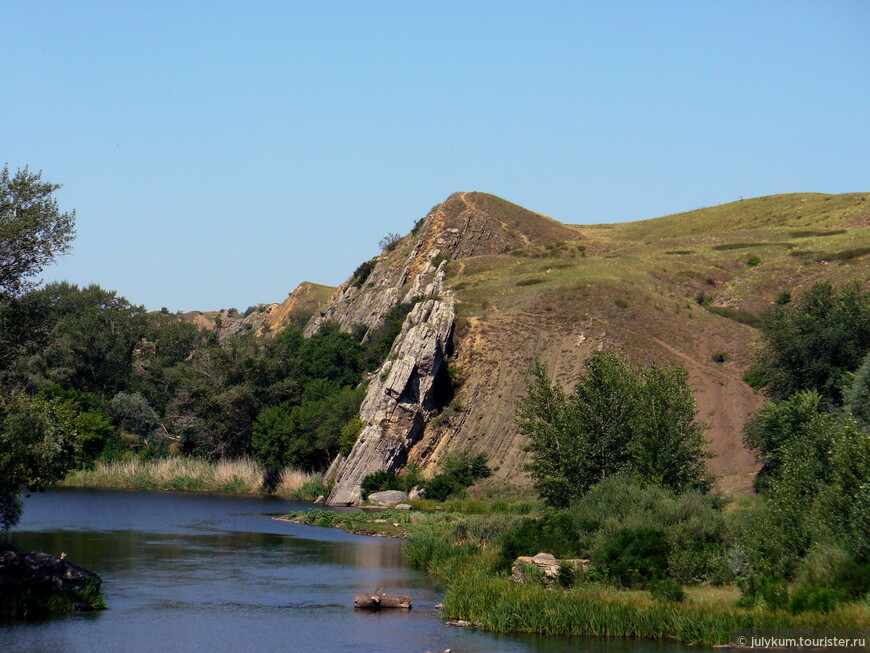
xmin=326 ymin=298 xmax=455 ymax=504
xmin=318 ymin=192 xmax=582 ymax=504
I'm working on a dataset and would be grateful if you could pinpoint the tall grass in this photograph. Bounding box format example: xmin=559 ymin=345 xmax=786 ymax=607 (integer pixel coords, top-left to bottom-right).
xmin=441 ymin=573 xmax=869 ymax=645
xmin=62 ymin=457 xmax=322 ymax=498
xmin=403 ymin=527 xmax=870 ymax=646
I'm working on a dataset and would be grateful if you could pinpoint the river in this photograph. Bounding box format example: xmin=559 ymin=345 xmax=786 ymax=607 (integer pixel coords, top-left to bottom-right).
xmin=0 ymin=488 xmax=698 ymax=653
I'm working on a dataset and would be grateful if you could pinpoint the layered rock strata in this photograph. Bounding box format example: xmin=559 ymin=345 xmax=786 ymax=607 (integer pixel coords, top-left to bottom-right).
xmin=326 ymin=298 xmax=455 ymax=505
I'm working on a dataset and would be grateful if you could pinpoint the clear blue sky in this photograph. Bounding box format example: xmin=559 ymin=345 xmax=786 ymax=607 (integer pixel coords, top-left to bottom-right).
xmin=3 ymin=1 xmax=868 ymax=312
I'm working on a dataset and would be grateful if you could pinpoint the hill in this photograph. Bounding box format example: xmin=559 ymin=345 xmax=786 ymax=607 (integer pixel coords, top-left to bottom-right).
xmin=181 ymin=281 xmax=335 ymax=339
xmin=292 ymin=192 xmax=870 ymax=502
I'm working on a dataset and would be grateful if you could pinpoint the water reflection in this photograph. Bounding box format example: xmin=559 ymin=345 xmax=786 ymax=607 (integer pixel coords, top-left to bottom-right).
xmin=1 ymin=489 xmax=699 ymax=653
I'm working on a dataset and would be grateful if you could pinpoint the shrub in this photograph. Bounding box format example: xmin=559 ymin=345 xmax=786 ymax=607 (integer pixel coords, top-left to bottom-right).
xmin=746 ymin=255 xmax=761 ymax=267
xmin=712 ymin=352 xmax=728 ymax=363
xmin=649 ymin=578 xmax=685 ymax=603
xmin=351 ymin=259 xmax=376 ymax=287
xmin=411 ymin=217 xmax=426 ymax=235
xmin=556 ymin=562 xmax=577 ymax=588
xmin=425 ymin=474 xmax=463 ymax=502
xmin=736 ymin=574 xmax=789 ymax=610
xmin=593 ymin=527 xmax=670 ymax=588
xmin=360 ymin=470 xmax=402 ymax=499
xmin=788 ymin=586 xmax=848 ymax=614
xmin=379 ymin=232 xmax=402 ymax=252
xmin=424 ymin=450 xmax=491 ymax=502
xmin=431 ymin=252 xmax=449 ymax=268
xmin=705 ymin=305 xmax=761 ymax=328
xmin=338 ymin=416 xmax=362 ymax=456
xmin=498 ymin=513 xmax=581 ymax=571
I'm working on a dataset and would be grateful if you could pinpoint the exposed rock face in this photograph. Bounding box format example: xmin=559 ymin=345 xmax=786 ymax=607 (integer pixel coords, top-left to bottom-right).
xmin=326 ymin=298 xmax=455 ymax=505
xmin=319 ymin=193 xmax=580 ymax=505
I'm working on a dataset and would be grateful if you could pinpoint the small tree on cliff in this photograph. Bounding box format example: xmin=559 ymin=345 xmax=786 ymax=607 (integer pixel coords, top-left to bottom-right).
xmin=517 ymin=351 xmax=710 ymax=508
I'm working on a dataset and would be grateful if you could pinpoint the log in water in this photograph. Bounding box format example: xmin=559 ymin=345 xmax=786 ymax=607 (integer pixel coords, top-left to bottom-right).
xmin=354 ymin=593 xmax=412 ymax=609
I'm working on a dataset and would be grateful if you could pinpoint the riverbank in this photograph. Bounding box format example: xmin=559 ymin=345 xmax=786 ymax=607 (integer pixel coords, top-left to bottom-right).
xmin=281 ymin=505 xmax=870 ymax=647
xmin=61 ymin=457 xmax=326 ymax=500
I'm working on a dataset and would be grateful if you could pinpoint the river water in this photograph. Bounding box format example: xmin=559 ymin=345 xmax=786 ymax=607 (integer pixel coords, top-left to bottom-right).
xmin=0 ymin=489 xmax=697 ymax=653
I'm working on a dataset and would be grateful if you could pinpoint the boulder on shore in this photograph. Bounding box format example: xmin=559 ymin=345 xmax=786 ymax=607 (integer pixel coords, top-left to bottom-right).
xmin=510 ymin=552 xmax=590 ymax=585
xmin=0 ymin=550 xmax=103 ymax=614
xmin=367 ymin=490 xmax=409 ymax=506
xmin=1 ymin=551 xmax=101 ymax=592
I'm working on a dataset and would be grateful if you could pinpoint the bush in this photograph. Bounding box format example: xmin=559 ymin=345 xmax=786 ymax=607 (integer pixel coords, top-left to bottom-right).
xmin=649 ymin=578 xmax=685 ymax=603
xmin=424 ymin=474 xmax=463 ymax=502
xmin=593 ymin=527 xmax=670 ymax=588
xmin=736 ymin=574 xmax=789 ymax=610
xmin=360 ymin=470 xmax=403 ymax=499
xmin=338 ymin=417 xmax=362 ymax=456
xmin=498 ymin=513 xmax=581 ymax=571
xmin=424 ymin=450 xmax=492 ymax=502
xmin=431 ymin=252 xmax=449 ymax=268
xmin=788 ymin=586 xmax=848 ymax=614
xmin=379 ymin=232 xmax=402 ymax=252
xmin=556 ymin=562 xmax=577 ymax=588
xmin=351 ymin=259 xmax=376 ymax=288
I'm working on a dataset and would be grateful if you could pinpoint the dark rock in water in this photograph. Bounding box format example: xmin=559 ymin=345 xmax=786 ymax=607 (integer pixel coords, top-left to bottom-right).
xmin=1 ymin=550 xmax=103 ymax=613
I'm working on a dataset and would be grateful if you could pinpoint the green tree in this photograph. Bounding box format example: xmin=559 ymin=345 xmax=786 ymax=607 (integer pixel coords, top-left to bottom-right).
xmin=37 ymin=385 xmax=115 ymax=466
xmin=517 ymin=352 xmax=709 ymax=508
xmin=2 ymin=282 xmax=147 ymax=396
xmin=748 ymin=282 xmax=870 ymax=402
xmin=744 ymin=389 xmax=830 ymax=490
xmin=252 ymin=385 xmax=364 ymax=474
xmin=844 ymin=353 xmax=870 ymax=428
xmin=743 ymin=412 xmax=868 ymax=576
xmin=0 ymin=393 xmax=77 ymax=532
xmin=0 ymin=166 xmax=76 ymax=297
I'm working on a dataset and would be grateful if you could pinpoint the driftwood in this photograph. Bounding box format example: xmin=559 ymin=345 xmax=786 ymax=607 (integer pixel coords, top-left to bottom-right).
xmin=353 ymin=593 xmax=412 ymax=610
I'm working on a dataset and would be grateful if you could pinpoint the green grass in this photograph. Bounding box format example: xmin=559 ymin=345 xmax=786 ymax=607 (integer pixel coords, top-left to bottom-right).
xmin=0 ymin=578 xmax=106 ymax=618
xmin=602 ymin=193 xmax=870 ymax=240
xmin=821 ymin=246 xmax=870 ymax=262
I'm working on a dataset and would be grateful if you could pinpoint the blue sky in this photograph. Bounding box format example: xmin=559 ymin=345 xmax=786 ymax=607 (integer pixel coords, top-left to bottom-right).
xmin=3 ymin=1 xmax=868 ymax=312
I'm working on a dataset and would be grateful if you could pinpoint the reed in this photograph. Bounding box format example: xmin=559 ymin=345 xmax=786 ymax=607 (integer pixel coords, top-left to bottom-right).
xmin=403 ymin=527 xmax=870 ymax=646
xmin=61 ymin=457 xmax=319 ymax=498
xmin=440 ymin=571 xmax=870 ymax=645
